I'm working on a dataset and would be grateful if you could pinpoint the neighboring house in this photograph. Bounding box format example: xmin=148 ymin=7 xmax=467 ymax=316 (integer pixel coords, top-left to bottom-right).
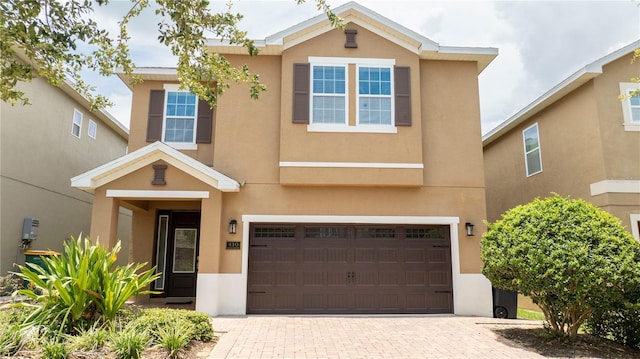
xmin=0 ymin=71 xmax=131 ymax=276
xmin=483 ymin=41 xmax=640 ymax=242
xmin=72 ymin=2 xmax=497 ymax=316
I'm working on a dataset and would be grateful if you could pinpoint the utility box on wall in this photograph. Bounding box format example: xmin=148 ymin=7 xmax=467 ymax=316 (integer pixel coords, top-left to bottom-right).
xmin=22 ymin=218 xmax=40 ymax=241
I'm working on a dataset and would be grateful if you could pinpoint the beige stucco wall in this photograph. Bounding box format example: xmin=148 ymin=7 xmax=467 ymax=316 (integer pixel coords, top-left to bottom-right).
xmin=89 ymin=21 xmax=488 ymax=297
xmin=484 ymin=53 xmax=640 ymax=232
xmin=0 ymin=76 xmax=130 ymax=275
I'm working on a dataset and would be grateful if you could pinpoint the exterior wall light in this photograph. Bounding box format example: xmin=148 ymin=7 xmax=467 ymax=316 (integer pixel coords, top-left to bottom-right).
xmin=465 ymin=222 xmax=475 ymax=236
xmin=229 ymin=219 xmax=237 ymax=234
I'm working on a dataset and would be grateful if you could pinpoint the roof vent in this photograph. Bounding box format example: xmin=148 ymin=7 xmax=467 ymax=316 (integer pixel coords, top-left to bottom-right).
xmin=345 ymin=29 xmax=358 ymax=48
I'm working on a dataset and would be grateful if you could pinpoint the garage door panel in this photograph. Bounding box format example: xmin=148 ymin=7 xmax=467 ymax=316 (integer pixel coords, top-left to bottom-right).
xmin=247 ymin=224 xmax=453 ymax=314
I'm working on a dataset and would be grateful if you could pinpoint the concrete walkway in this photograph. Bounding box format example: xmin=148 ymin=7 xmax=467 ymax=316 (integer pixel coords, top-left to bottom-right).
xmin=208 ymin=315 xmax=544 ymax=359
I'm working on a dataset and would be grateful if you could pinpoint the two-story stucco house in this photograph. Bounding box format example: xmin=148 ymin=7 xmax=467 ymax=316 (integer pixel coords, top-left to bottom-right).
xmin=72 ymin=2 xmax=497 ymax=316
xmin=1 ymin=71 xmax=131 ymax=276
xmin=483 ymin=41 xmax=640 ymax=242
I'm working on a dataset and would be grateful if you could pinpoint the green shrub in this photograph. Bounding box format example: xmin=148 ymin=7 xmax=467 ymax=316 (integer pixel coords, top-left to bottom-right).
xmin=131 ymin=308 xmax=214 ymax=343
xmin=0 ymin=324 xmax=24 ymax=356
xmin=108 ymin=324 xmax=149 ymax=359
xmin=586 ymin=301 xmax=640 ymax=348
xmin=69 ymin=325 xmax=111 ymax=351
xmin=156 ymin=319 xmax=192 ymax=358
xmin=14 ymin=235 xmax=160 ymax=334
xmin=41 ymin=338 xmax=70 ymax=359
xmin=481 ymin=194 xmax=640 ymax=338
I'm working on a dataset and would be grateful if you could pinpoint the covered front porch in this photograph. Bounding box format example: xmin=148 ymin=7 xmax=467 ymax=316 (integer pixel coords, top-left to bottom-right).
xmin=71 ymin=141 xmax=240 ymax=311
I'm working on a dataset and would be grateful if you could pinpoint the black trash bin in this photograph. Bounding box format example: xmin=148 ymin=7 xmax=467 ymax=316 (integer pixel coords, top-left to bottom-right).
xmin=492 ymin=287 xmax=518 ymax=319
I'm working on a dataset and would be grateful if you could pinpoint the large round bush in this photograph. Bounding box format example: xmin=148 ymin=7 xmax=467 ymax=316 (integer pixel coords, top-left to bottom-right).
xmin=481 ymin=194 xmax=640 ymax=338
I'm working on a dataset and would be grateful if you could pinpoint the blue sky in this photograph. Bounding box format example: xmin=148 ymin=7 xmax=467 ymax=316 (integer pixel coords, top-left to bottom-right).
xmin=89 ymin=0 xmax=640 ymax=134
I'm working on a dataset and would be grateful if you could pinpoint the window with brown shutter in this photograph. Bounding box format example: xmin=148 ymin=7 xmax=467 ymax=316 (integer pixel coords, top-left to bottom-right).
xmin=292 ymin=63 xmax=310 ymax=124
xmin=394 ymin=66 xmax=411 ymax=126
xmin=147 ymin=90 xmax=165 ymax=142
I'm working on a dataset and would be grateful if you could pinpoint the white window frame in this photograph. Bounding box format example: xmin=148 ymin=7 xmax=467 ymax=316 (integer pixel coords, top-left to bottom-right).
xmin=522 ymin=123 xmax=543 ymax=177
xmin=162 ymin=84 xmax=198 ymax=150
xmin=309 ymin=62 xmax=348 ymax=127
xmin=71 ymin=109 xmax=82 ymax=138
xmin=307 ymin=57 xmax=397 ymax=134
xmin=88 ymin=120 xmax=97 ymax=139
xmin=356 ymin=64 xmax=395 ymax=127
xmin=619 ymin=82 xmax=640 ymax=131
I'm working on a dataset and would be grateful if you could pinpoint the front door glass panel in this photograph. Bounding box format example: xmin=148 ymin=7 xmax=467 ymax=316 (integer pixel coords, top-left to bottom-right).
xmin=173 ymin=228 xmax=197 ymax=273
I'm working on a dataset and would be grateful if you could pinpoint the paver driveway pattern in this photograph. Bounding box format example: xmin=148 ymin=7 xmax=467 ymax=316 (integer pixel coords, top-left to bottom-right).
xmin=208 ymin=315 xmax=544 ymax=359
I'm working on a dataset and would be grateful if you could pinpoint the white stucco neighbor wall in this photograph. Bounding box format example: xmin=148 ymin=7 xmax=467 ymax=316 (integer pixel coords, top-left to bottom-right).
xmin=195 ymin=215 xmax=493 ymax=317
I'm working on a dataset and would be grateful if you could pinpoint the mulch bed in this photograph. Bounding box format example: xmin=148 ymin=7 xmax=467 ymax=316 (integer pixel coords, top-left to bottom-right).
xmin=490 ymin=326 xmax=640 ymax=359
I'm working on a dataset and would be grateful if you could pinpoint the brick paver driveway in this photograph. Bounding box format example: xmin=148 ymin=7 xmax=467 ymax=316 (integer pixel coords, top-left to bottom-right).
xmin=208 ymin=315 xmax=544 ymax=359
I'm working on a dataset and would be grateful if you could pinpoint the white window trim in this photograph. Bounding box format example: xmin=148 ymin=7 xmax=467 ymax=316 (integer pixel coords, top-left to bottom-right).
xmin=309 ymin=63 xmax=349 ymax=126
xmin=523 ymin=123 xmax=543 ymax=177
xmin=307 ymin=57 xmax=397 ymax=133
xmin=88 ymin=119 xmax=97 ymax=139
xmin=162 ymin=84 xmax=199 ymax=149
xmin=71 ymin=109 xmax=83 ymax=138
xmin=619 ymin=82 xmax=640 ymax=132
xmin=356 ymin=64 xmax=395 ymax=128
xmin=630 ymin=214 xmax=640 ymax=242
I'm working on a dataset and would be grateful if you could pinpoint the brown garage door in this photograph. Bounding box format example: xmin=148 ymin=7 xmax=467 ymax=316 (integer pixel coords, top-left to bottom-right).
xmin=247 ymin=224 xmax=453 ymax=314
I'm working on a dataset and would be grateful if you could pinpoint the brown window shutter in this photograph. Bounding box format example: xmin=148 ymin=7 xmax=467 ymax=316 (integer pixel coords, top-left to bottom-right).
xmin=146 ymin=90 xmax=165 ymax=142
xmin=292 ymin=63 xmax=310 ymax=124
xmin=196 ymin=99 xmax=213 ymax=144
xmin=394 ymin=66 xmax=412 ymax=126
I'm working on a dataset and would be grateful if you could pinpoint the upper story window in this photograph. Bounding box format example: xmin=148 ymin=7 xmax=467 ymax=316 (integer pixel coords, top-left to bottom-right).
xmin=88 ymin=120 xmax=97 ymax=139
xmin=619 ymin=82 xmax=640 ymax=131
xmin=71 ymin=109 xmax=82 ymax=138
xmin=523 ymin=123 xmax=542 ymax=177
xmin=145 ymin=84 xmax=213 ymax=150
xmin=312 ymin=65 xmax=347 ymax=124
xmin=358 ymin=66 xmax=392 ymax=125
xmin=163 ymin=85 xmax=198 ymax=147
xmin=293 ymin=57 xmax=410 ymax=133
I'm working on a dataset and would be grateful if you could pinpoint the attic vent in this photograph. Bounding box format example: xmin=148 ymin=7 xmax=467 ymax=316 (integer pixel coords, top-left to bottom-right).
xmin=345 ymin=29 xmax=357 ymax=48
xmin=152 ymin=164 xmax=167 ymax=185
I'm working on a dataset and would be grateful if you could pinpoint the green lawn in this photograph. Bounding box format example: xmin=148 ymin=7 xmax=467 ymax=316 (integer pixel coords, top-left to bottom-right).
xmin=517 ymin=308 xmax=545 ymax=320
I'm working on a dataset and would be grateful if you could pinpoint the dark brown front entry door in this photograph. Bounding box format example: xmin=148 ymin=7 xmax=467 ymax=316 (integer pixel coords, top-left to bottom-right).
xmin=153 ymin=211 xmax=200 ymax=297
xmin=247 ymin=224 xmax=453 ymax=314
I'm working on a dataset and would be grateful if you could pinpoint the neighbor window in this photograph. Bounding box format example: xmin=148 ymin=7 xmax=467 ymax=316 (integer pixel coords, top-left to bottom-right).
xmin=163 ymin=89 xmax=197 ymax=144
xmin=71 ymin=109 xmax=82 ymax=138
xmin=311 ymin=65 xmax=347 ymax=124
xmin=523 ymin=123 xmax=542 ymax=176
xmin=357 ymin=66 xmax=392 ymax=125
xmin=619 ymin=82 xmax=640 ymax=131
xmin=88 ymin=120 xmax=97 ymax=139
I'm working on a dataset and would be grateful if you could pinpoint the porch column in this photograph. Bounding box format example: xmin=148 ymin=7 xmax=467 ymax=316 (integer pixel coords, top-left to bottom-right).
xmin=199 ymin=190 xmax=222 ymax=273
xmin=89 ymin=187 xmax=120 ymax=249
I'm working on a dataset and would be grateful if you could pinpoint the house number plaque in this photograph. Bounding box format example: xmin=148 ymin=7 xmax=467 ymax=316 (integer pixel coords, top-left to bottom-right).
xmin=226 ymin=241 xmax=241 ymax=250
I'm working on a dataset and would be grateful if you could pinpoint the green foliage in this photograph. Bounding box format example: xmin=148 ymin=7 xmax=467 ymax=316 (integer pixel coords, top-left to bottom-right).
xmin=481 ymin=194 xmax=640 ymax=338
xmin=0 ymin=324 xmax=24 ymax=356
xmin=69 ymin=324 xmax=111 ymax=351
xmin=1 ymin=0 xmax=341 ymax=109
xmin=131 ymin=308 xmax=214 ymax=343
xmin=41 ymin=338 xmax=70 ymax=359
xmin=108 ymin=324 xmax=149 ymax=359
xmin=586 ymin=301 xmax=640 ymax=348
xmin=14 ymin=235 xmax=160 ymax=335
xmin=155 ymin=319 xmax=192 ymax=358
